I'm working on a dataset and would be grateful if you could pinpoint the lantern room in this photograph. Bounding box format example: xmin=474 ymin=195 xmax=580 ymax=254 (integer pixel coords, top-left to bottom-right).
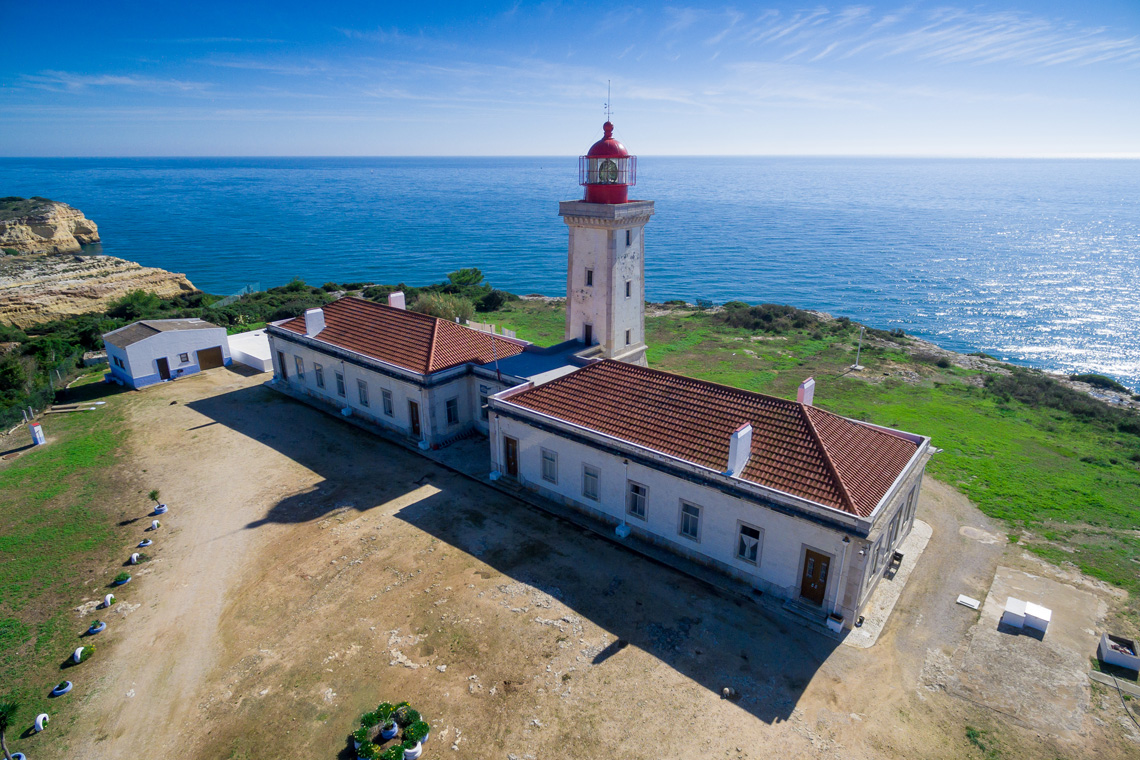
xmin=579 ymin=121 xmax=637 ymax=204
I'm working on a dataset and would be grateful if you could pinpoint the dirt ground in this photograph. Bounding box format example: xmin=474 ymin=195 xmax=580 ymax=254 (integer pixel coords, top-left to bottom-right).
xmin=50 ymin=368 xmax=1139 ymax=760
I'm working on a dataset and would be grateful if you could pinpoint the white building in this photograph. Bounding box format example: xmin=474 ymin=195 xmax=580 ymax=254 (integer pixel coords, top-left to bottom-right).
xmin=488 ymin=360 xmax=931 ymax=629
xmin=264 ymin=296 xmax=584 ymax=448
xmin=103 ymin=318 xmax=230 ymax=389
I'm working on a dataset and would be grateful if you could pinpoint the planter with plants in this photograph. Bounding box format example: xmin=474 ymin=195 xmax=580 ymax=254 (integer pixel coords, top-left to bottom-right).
xmin=34 ymin=712 xmax=49 ymax=732
xmin=352 ymin=726 xmax=370 ymax=750
xmin=72 ymin=645 xmax=94 ymax=664
xmin=356 ymin=741 xmax=380 ymax=759
xmin=395 ymin=706 xmax=420 ymax=729
xmin=375 ymin=701 xmax=399 ymax=740
xmin=130 ymin=553 xmax=140 ymax=565
xmin=401 ymin=737 xmax=422 ymax=760
xmin=112 ymin=572 xmax=131 ymax=586
xmin=138 ymin=538 xmax=153 ymax=548
xmin=405 ymin=720 xmax=430 ymax=745
xmin=88 ymin=619 xmax=106 ymax=635
xmin=379 ymin=746 xmax=405 ymax=760
xmin=50 ymin=681 xmax=72 ymax=697
xmin=149 ymin=519 xmax=160 ymax=531
xmin=148 ymin=490 xmax=165 ymax=515
xmin=153 ymin=504 xmax=168 ymax=515
xmin=101 ymin=593 xmax=115 ymax=608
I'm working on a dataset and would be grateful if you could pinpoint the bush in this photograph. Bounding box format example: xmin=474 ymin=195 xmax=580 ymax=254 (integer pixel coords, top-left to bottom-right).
xmin=410 ymin=293 xmax=475 ymax=322
xmin=352 ymin=727 xmax=370 ymax=743
xmin=983 ymin=370 xmax=1130 ymax=428
xmin=476 ymin=289 xmax=515 ymax=312
xmin=722 ymin=300 xmax=750 ymax=311
xmin=936 ymin=358 xmax=952 ymax=369
xmin=716 ymin=303 xmax=815 ymax=333
xmin=1069 ymin=373 xmax=1131 ymax=393
xmin=113 ymin=572 xmax=131 ymax=584
xmin=321 ymin=282 xmax=341 ymax=292
xmin=360 ymin=711 xmax=380 ymax=728
xmin=380 ymin=746 xmax=405 ymax=760
xmin=375 ymin=701 xmax=397 ymax=726
xmin=356 ymin=741 xmax=380 ymax=759
xmin=395 ymin=706 xmax=420 ymax=727
xmin=404 ymin=720 xmax=429 ymax=743
xmin=1119 ymin=417 xmax=1140 ymax=437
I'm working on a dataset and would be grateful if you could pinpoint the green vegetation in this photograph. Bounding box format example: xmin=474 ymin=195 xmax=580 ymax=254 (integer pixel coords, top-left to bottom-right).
xmin=484 ymin=298 xmax=1140 ymax=626
xmin=965 ymin=725 xmax=1001 ymax=759
xmin=1070 ymin=373 xmax=1132 ymax=394
xmin=0 ymin=400 xmax=125 ymax=755
xmin=0 ymin=196 xmax=56 ymax=222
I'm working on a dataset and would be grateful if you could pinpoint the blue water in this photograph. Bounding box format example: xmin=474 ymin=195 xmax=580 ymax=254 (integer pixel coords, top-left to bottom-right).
xmin=1 ymin=157 xmax=1138 ymax=389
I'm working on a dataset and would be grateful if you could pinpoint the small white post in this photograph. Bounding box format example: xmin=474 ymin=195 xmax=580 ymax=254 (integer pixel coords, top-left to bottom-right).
xmin=852 ymin=326 xmax=865 ymax=370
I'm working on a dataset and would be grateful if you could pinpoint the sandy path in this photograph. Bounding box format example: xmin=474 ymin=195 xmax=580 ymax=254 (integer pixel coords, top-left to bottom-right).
xmin=68 ymin=369 xmax=311 ymax=758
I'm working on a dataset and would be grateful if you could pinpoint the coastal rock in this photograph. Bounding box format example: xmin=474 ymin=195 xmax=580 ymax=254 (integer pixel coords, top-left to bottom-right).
xmin=0 ymin=253 xmax=196 ymax=328
xmin=1 ymin=197 xmax=100 ymax=254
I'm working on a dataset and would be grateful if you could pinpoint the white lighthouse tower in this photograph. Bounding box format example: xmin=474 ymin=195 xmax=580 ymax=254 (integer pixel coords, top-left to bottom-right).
xmin=559 ymin=120 xmax=655 ymax=366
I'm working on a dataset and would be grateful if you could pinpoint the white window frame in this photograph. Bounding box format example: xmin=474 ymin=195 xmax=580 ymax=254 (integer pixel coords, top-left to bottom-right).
xmin=382 ymin=388 xmax=394 ymax=416
xmin=736 ymin=522 xmax=763 ymax=565
xmin=582 ymin=464 xmax=600 ymax=501
xmin=626 ymin=481 xmax=647 ymax=520
xmin=357 ymin=378 xmax=369 ymax=407
xmin=335 ymin=371 xmax=346 ymax=397
xmin=314 ymin=362 xmax=324 ymax=388
xmin=479 ymin=384 xmax=490 ymax=421
xmin=294 ymin=355 xmax=305 ymax=379
xmin=446 ymin=397 xmax=459 ymax=426
xmin=178 ymin=352 xmax=189 ymax=363
xmin=541 ymin=449 xmax=558 ymax=484
xmin=679 ymin=501 xmax=701 ymax=541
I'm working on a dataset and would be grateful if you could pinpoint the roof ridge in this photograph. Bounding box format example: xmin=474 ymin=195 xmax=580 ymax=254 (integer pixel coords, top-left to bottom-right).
xmin=798 ymin=402 xmax=856 ymax=513
xmin=591 ymin=360 xmax=799 ymax=408
xmin=426 ymin=318 xmax=441 ymax=371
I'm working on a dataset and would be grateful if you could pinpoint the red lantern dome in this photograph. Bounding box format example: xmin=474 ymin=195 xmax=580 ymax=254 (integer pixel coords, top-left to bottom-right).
xmin=579 ymin=121 xmax=637 ymax=204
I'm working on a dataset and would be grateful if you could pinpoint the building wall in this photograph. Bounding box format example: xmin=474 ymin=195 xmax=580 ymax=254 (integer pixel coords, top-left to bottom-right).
xmin=267 ymin=333 xmax=510 ymax=446
xmin=490 ymin=411 xmax=862 ymax=615
xmin=111 ymin=328 xmax=230 ymax=389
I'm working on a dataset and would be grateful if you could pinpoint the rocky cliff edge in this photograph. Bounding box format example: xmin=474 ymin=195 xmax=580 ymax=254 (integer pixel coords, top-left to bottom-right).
xmin=1 ymin=196 xmax=101 ymax=255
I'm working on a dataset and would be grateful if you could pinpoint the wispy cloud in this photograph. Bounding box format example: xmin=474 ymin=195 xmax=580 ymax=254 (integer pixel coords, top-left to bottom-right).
xmin=21 ymin=71 xmax=211 ymax=93
xmin=693 ymin=6 xmax=1140 ymax=68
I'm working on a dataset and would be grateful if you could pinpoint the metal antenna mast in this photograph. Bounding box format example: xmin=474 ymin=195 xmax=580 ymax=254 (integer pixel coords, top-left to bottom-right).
xmin=605 ymin=80 xmax=612 ymax=121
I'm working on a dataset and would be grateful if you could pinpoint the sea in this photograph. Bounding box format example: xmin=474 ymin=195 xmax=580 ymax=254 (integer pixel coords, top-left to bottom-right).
xmin=1 ymin=157 xmax=1138 ymax=389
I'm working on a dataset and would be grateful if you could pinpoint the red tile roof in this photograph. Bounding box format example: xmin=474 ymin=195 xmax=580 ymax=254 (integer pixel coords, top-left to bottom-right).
xmin=276 ymin=297 xmax=525 ymax=374
xmin=502 ymin=360 xmax=922 ymax=517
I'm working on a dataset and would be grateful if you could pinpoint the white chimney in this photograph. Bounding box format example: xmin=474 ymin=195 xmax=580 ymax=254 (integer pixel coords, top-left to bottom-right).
xmin=725 ymin=423 xmax=753 ymax=477
xmin=797 ymin=377 xmax=816 ymax=406
xmin=388 ymin=291 xmax=406 ymax=310
xmin=304 ymin=307 xmax=325 ymax=337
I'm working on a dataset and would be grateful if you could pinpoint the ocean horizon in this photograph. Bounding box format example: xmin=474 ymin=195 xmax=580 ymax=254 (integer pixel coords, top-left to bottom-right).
xmin=2 ymin=156 xmax=1138 ymax=389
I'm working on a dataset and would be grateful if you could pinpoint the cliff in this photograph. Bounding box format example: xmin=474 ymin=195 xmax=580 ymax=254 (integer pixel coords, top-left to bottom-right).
xmin=0 ymin=253 xmax=197 ymax=328
xmin=1 ymin=197 xmax=101 ymax=254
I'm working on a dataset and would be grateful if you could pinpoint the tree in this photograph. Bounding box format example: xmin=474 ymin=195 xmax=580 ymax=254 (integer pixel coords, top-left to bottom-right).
xmin=0 ymin=698 xmax=20 ymax=760
xmin=446 ymin=268 xmax=484 ymax=289
xmin=410 ymin=293 xmax=475 ymax=323
xmin=107 ymin=289 xmax=163 ymax=320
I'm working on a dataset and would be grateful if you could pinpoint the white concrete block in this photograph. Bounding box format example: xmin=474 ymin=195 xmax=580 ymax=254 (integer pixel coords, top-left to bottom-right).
xmin=1001 ymin=597 xmax=1026 ymax=629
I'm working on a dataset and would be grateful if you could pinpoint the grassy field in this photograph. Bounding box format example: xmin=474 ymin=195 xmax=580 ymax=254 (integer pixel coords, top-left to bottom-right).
xmin=487 ymin=299 xmax=1140 ymax=628
xmin=0 ymin=372 xmax=131 ymax=752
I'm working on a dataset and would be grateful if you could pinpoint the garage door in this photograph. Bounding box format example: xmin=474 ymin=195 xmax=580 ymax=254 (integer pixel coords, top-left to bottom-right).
xmin=196 ymin=346 xmax=225 ymax=370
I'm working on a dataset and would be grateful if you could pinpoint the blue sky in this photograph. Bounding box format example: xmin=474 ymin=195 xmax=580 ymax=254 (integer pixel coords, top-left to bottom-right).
xmin=2 ymin=1 xmax=1138 ymax=156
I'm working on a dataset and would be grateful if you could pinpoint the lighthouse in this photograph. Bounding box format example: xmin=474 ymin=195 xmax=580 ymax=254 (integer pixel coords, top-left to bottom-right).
xmin=559 ymin=120 xmax=655 ymax=366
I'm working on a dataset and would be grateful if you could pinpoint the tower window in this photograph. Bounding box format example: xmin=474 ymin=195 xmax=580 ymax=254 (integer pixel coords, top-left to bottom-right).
xmin=625 ymin=329 xmax=631 ymax=345
xmin=585 ymin=268 xmax=593 ymax=287
xmin=625 ymin=280 xmax=631 ymax=298
xmin=626 ymin=229 xmax=632 ymax=246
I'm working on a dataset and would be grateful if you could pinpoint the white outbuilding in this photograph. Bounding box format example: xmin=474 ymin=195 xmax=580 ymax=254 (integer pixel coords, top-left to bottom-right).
xmin=103 ymin=318 xmax=231 ymax=389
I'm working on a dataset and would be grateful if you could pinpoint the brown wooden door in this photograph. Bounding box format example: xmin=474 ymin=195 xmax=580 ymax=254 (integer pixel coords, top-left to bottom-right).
xmin=277 ymin=351 xmax=288 ymax=379
xmin=503 ymin=436 xmax=519 ymax=477
xmin=800 ymin=549 xmax=830 ymax=606
xmin=409 ymin=400 xmax=421 ymax=438
xmin=156 ymin=357 xmax=171 ymax=380
xmin=583 ymin=323 xmax=593 ymax=345
xmin=196 ymin=345 xmax=224 ymax=370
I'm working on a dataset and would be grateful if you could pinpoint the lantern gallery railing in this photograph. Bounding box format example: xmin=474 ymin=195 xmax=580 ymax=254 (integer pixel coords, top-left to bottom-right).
xmin=579 ymin=155 xmax=637 ymax=186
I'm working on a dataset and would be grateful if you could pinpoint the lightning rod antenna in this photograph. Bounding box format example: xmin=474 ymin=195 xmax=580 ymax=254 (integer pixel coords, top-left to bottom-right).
xmin=605 ymin=80 xmax=612 ymax=122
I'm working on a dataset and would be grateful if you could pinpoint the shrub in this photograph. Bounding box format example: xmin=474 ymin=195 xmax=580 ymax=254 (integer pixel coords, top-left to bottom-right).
xmin=716 ymin=303 xmax=815 ymax=333
xmin=321 ymin=282 xmax=341 ymax=292
xmin=113 ymin=572 xmax=131 ymax=584
xmin=402 ymin=738 xmax=419 ymax=750
xmin=722 ymin=300 xmax=750 ymax=310
xmin=476 ymin=289 xmax=515 ymax=312
xmin=360 ymin=711 xmax=380 ymax=728
xmin=1119 ymin=417 xmax=1140 ymax=437
xmin=380 ymin=746 xmax=405 ymax=760
xmin=410 ymin=293 xmax=475 ymax=323
xmin=983 ymin=370 xmax=1126 ymax=426
xmin=936 ymin=358 xmax=952 ymax=369
xmin=404 ymin=720 xmax=429 ymax=743
xmin=356 ymin=741 xmax=380 ymax=759
xmin=352 ymin=727 xmax=370 ymax=743
xmin=395 ymin=706 xmax=420 ymax=727
xmin=1069 ymin=373 xmax=1130 ymax=393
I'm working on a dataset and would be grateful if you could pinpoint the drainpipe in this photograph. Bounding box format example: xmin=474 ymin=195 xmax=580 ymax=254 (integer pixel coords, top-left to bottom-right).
xmin=832 ymin=535 xmax=851 ymax=619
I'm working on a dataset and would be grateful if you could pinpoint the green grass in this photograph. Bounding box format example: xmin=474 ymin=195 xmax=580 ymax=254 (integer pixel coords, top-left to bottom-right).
xmin=0 ymin=399 xmax=127 ymax=753
xmin=486 ymin=300 xmax=1140 ymax=626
